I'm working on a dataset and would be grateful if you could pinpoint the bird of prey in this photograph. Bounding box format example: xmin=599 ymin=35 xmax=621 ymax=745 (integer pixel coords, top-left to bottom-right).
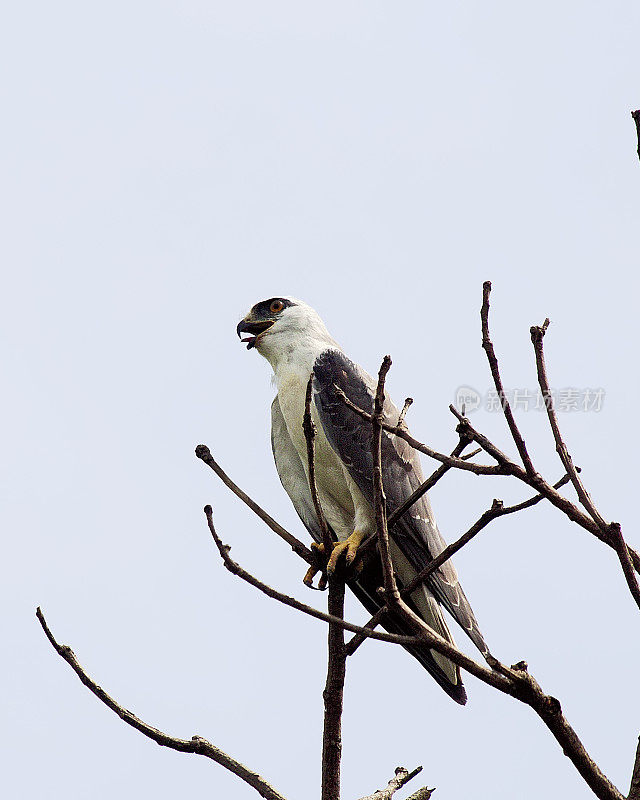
xmin=237 ymin=297 xmax=487 ymax=704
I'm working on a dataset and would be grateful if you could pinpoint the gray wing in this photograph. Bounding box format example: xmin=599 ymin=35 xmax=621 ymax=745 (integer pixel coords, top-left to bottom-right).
xmin=270 ymin=394 xmax=469 ymax=703
xmin=313 ymin=349 xmax=488 ymax=656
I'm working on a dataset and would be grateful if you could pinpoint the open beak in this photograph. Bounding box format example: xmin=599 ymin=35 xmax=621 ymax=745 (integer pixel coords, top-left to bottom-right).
xmin=236 ymin=318 xmax=275 ymax=350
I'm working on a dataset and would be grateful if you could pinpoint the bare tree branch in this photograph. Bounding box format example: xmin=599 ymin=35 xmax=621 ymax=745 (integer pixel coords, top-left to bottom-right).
xmin=333 ymin=385 xmax=505 ymax=476
xmin=530 ymin=320 xmax=606 ymax=528
xmin=385 ymin=598 xmax=625 ymax=800
xmin=345 ymin=474 xmax=571 ymax=657
xmin=357 ymin=766 xmax=433 ymax=800
xmin=402 ymin=473 xmax=573 ymax=598
xmin=203 ymin=505 xmax=419 ymax=647
xmin=35 ymin=608 xmax=289 ymax=800
xmin=322 ymin=577 xmax=346 ymax=800
xmin=481 ymin=280 xmax=536 ymax=476
xmin=333 ymin=379 xmax=640 ymax=578
xmin=355 ymin=435 xmax=473 ymax=566
xmin=448 ymin=409 xmax=640 ymax=575
xmin=343 ymin=607 xmax=388 ymax=657
xmin=195 ymin=444 xmax=314 ymax=565
xmin=461 ymin=446 xmax=483 ymax=460
xmin=348 ymin=349 xmax=629 ymax=800
xmin=372 ymin=356 xmax=400 ymax=601
xmin=397 ymin=397 xmax=413 ymax=427
xmin=386 ymin=434 xmax=472 ymax=529
xmin=203 ymin=505 xmax=520 ymax=696
xmin=45 ymin=281 xmax=639 ymax=800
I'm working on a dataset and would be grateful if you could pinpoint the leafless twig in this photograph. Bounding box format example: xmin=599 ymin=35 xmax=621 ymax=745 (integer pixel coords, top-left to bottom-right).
xmin=397 ymin=398 xmax=413 ymax=427
xmin=333 ymin=381 xmax=640 ymax=579
xmin=387 ymin=434 xmax=472 ymax=529
xmin=41 ymin=281 xmax=640 ymax=800
xmin=448 ymin=408 xmax=640 ymax=574
xmin=372 ymin=356 xmax=400 ymax=601
xmin=632 ymin=110 xmax=640 ymax=162
xmin=203 ymin=505 xmax=419 ymax=647
xmin=378 ymin=600 xmax=624 ymax=800
xmin=357 ymin=766 xmax=433 ymax=800
xmin=481 ymin=280 xmax=536 ymax=476
xmin=401 ymin=473 xmax=573 ymax=599
xmin=356 ymin=435 xmax=473 ymax=565
xmin=35 ymin=608 xmax=288 ymax=800
xmin=333 ymin=386 xmax=505 ymax=477
xmin=530 ymin=319 xmax=606 ymax=528
xmin=346 ymin=474 xmax=571 ymax=657
xmin=195 ymin=444 xmax=313 ymax=565
xmin=203 ymin=510 xmax=513 ymax=695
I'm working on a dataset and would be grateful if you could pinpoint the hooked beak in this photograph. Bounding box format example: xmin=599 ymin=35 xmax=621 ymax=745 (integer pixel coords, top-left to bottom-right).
xmin=236 ymin=317 xmax=276 ymax=350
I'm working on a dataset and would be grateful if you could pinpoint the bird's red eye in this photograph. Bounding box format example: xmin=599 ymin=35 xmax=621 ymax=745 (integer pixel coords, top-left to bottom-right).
xmin=270 ymin=300 xmax=284 ymax=314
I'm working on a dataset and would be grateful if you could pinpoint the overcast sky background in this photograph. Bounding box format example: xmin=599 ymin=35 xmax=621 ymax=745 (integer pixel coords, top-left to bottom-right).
xmin=3 ymin=2 xmax=640 ymax=798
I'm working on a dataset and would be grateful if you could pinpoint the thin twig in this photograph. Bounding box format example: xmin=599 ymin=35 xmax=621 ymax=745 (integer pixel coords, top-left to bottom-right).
xmin=195 ymin=445 xmax=314 ymax=565
xmin=449 ymin=406 xmax=519 ymax=469
xmin=334 ymin=385 xmax=505 ymax=476
xmin=335 ymin=389 xmax=640 ymax=575
xmin=203 ymin=509 xmax=513 ymax=695
xmin=387 ymin=435 xmax=471 ymax=529
xmin=397 ymin=398 xmax=413 ymax=427
xmin=343 ymin=608 xmax=388 ymax=656
xmin=384 ymin=599 xmax=625 ymax=800
xmin=461 ymin=447 xmax=482 ymax=460
xmin=401 ymin=474 xmax=573 ymax=598
xmin=322 ymin=577 xmax=346 ymax=800
xmin=609 ymin=522 xmax=640 ymax=614
xmin=35 ymin=608 xmax=288 ymax=800
xmin=530 ymin=321 xmax=607 ymax=528
xmin=357 ymin=766 xmax=432 ymax=800
xmin=356 ymin=435 xmax=472 ymax=563
xmin=346 ymin=475 xmax=571 ymax=657
xmin=632 ymin=110 xmax=640 ymax=162
xmin=481 ymin=281 xmax=536 ymax=476
xmin=203 ymin=505 xmax=419 ymax=647
xmin=372 ymin=356 xmax=399 ymax=600
xmin=448 ymin=409 xmax=640 ymax=575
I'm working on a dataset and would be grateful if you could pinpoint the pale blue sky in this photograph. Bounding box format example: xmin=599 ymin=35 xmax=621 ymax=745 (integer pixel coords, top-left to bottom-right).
xmin=3 ymin=2 xmax=640 ymax=798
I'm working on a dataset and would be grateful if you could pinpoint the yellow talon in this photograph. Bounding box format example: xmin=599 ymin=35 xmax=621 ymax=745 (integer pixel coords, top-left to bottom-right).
xmin=327 ymin=529 xmax=367 ymax=575
xmin=303 ymin=542 xmax=329 ymax=589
